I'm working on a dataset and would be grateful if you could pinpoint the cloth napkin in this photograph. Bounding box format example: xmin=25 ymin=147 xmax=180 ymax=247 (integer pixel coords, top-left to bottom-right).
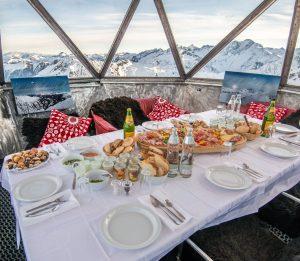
xmin=19 ymin=189 xmax=79 ymax=227
xmin=44 ymin=142 xmax=67 ymax=159
xmin=138 ymin=189 xmax=192 ymax=231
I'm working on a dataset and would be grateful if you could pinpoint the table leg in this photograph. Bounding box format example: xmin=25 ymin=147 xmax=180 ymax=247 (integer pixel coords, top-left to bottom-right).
xmin=176 ymin=242 xmax=184 ymax=261
xmin=186 ymin=238 xmax=213 ymax=261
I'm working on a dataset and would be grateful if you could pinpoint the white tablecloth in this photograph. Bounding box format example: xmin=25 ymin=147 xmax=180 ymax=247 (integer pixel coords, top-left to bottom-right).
xmin=1 ymin=110 xmax=300 ymax=261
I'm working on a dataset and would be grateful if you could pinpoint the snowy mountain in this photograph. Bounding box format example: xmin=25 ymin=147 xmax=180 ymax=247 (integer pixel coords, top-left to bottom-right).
xmin=3 ymin=39 xmax=300 ymax=84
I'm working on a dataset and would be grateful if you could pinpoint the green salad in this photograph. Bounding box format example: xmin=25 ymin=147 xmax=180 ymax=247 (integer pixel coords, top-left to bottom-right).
xmin=89 ymin=179 xmax=103 ymax=183
xmin=63 ymin=159 xmax=81 ymax=165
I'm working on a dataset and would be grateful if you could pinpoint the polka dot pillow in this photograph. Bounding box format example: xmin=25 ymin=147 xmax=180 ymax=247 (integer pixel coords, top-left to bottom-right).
xmin=246 ymin=102 xmax=288 ymax=122
xmin=39 ymin=109 xmax=92 ymax=147
xmin=148 ymin=97 xmax=185 ymax=121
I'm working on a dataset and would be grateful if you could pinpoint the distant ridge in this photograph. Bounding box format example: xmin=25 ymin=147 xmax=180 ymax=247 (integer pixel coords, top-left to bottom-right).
xmin=3 ymin=40 xmax=300 ymax=84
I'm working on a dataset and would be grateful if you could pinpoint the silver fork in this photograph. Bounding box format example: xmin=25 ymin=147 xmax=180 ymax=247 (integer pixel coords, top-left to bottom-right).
xmin=150 ymin=197 xmax=180 ymax=225
xmin=242 ymin=163 xmax=263 ymax=178
xmin=165 ymin=199 xmax=186 ymax=220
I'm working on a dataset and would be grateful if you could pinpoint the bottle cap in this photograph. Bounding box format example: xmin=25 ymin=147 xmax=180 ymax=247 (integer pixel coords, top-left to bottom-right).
xmin=168 ymin=127 xmax=179 ymax=145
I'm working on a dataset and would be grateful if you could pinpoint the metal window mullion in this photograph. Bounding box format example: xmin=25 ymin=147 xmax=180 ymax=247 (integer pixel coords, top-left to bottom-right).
xmin=99 ymin=0 xmax=140 ymax=78
xmin=0 ymin=33 xmax=5 ymax=85
xmin=26 ymin=0 xmax=99 ymax=79
xmin=154 ymin=0 xmax=186 ymax=79
xmin=280 ymin=0 xmax=300 ymax=86
xmin=185 ymin=0 xmax=277 ymax=79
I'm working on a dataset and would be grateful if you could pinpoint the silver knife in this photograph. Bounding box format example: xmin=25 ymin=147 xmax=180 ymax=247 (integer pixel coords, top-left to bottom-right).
xmin=150 ymin=195 xmax=184 ymax=222
xmin=26 ymin=197 xmax=64 ymax=213
xmin=25 ymin=203 xmax=60 ymax=217
xmin=279 ymin=137 xmax=300 ymax=147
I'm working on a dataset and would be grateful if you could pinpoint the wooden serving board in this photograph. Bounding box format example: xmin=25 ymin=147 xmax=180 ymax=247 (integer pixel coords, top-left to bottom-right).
xmin=137 ymin=135 xmax=247 ymax=154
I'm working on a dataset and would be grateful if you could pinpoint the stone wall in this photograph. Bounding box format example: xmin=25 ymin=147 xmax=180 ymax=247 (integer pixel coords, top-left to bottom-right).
xmin=1 ymin=81 xmax=300 ymax=156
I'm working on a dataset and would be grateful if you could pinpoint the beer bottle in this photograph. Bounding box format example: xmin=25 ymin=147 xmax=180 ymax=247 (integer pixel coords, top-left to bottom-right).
xmin=261 ymin=100 xmax=276 ymax=137
xmin=123 ymin=108 xmax=135 ymax=138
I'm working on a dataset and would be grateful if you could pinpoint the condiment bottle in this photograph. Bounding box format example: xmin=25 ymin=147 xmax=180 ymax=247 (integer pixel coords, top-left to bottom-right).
xmin=166 ymin=127 xmax=180 ymax=178
xmin=179 ymin=127 xmax=195 ymax=178
xmin=123 ymin=108 xmax=135 ymax=138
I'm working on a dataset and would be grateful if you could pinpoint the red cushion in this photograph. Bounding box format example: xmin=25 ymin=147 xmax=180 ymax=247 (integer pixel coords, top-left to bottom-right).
xmin=39 ymin=109 xmax=92 ymax=147
xmin=148 ymin=97 xmax=185 ymax=121
xmin=136 ymin=97 xmax=157 ymax=116
xmin=92 ymin=112 xmax=117 ymax=135
xmin=246 ymin=102 xmax=288 ymax=122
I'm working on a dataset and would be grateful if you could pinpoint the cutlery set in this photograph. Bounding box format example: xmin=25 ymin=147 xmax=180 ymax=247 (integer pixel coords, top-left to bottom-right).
xmin=240 ymin=163 xmax=264 ymax=180
xmin=279 ymin=133 xmax=300 ymax=147
xmin=25 ymin=197 xmax=66 ymax=218
xmin=150 ymin=195 xmax=185 ymax=225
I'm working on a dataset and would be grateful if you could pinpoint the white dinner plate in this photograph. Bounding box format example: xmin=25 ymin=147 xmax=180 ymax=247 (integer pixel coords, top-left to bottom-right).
xmin=275 ymin=123 xmax=299 ymax=134
xmin=64 ymin=136 xmax=97 ymax=151
xmin=260 ymin=142 xmax=299 ymax=158
xmin=179 ymin=113 xmax=202 ymax=123
xmin=205 ymin=165 xmax=252 ymax=190
xmin=142 ymin=121 xmax=173 ymax=131
xmin=13 ymin=175 xmax=63 ymax=202
xmin=101 ymin=204 xmax=161 ymax=250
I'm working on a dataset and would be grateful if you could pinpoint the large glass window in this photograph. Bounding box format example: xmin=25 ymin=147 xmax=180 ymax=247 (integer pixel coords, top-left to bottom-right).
xmin=0 ymin=0 xmax=94 ymax=81
xmin=40 ymin=0 xmax=131 ymax=72
xmin=107 ymin=0 xmax=179 ymax=77
xmin=194 ymin=0 xmax=294 ymax=79
xmin=163 ymin=0 xmax=263 ymax=73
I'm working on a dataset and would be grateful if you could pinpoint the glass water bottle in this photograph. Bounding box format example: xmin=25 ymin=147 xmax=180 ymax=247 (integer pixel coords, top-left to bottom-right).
xmin=166 ymin=127 xmax=180 ymax=178
xmin=179 ymin=128 xmax=195 ymax=178
xmin=234 ymin=94 xmax=242 ymax=119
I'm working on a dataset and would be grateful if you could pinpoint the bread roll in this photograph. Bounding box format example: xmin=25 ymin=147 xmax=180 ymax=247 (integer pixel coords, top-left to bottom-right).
xmin=148 ymin=146 xmax=164 ymax=157
xmin=111 ymin=139 xmax=123 ymax=150
xmin=153 ymin=155 xmax=169 ymax=172
xmin=112 ymin=146 xmax=124 ymax=156
xmin=235 ymin=125 xmax=250 ymax=134
xmin=140 ymin=161 xmax=156 ymax=176
xmin=122 ymin=137 xmax=134 ymax=147
xmin=123 ymin=146 xmax=133 ymax=153
xmin=103 ymin=143 xmax=112 ymax=154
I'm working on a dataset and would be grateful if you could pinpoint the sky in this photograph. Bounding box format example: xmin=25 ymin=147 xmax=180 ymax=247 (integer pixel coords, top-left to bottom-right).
xmin=0 ymin=0 xmax=295 ymax=54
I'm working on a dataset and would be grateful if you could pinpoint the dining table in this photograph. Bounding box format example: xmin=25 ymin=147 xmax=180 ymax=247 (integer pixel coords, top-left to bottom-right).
xmin=1 ymin=110 xmax=300 ymax=261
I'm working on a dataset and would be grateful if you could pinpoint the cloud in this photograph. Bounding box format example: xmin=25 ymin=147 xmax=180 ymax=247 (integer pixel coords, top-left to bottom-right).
xmin=0 ymin=0 xmax=295 ymax=53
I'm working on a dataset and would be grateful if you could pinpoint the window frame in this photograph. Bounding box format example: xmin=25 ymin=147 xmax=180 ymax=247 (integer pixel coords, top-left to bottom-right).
xmin=0 ymin=0 xmax=299 ymax=88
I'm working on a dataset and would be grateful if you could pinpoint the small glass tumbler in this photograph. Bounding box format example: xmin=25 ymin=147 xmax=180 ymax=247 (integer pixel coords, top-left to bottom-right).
xmin=220 ymin=141 xmax=233 ymax=165
xmin=102 ymin=160 xmax=114 ymax=173
xmin=128 ymin=164 xmax=139 ymax=182
xmin=128 ymin=155 xmax=140 ymax=166
xmin=114 ymin=162 xmax=126 ymax=180
xmin=119 ymin=152 xmax=131 ymax=161
xmin=268 ymin=125 xmax=276 ymax=139
xmin=140 ymin=168 xmax=152 ymax=194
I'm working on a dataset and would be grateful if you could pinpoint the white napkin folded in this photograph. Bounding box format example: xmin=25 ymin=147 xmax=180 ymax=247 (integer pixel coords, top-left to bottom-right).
xmin=139 ymin=189 xmax=192 ymax=231
xmin=19 ymin=189 xmax=79 ymax=227
xmin=44 ymin=142 xmax=67 ymax=159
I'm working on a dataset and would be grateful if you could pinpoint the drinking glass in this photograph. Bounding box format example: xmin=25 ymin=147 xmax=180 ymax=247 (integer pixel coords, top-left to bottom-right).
xmin=127 ymin=164 xmax=139 ymax=182
xmin=114 ymin=162 xmax=126 ymax=180
xmin=140 ymin=168 xmax=152 ymax=194
xmin=268 ymin=125 xmax=275 ymax=139
xmin=102 ymin=160 xmax=114 ymax=173
xmin=220 ymin=141 xmax=233 ymax=165
xmin=76 ymin=177 xmax=93 ymax=202
xmin=119 ymin=152 xmax=131 ymax=161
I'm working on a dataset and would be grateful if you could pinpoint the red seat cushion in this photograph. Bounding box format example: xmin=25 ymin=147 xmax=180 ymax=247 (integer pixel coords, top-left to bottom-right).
xmin=136 ymin=97 xmax=157 ymax=116
xmin=246 ymin=102 xmax=288 ymax=122
xmin=92 ymin=112 xmax=117 ymax=135
xmin=148 ymin=97 xmax=185 ymax=121
xmin=39 ymin=109 xmax=92 ymax=147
